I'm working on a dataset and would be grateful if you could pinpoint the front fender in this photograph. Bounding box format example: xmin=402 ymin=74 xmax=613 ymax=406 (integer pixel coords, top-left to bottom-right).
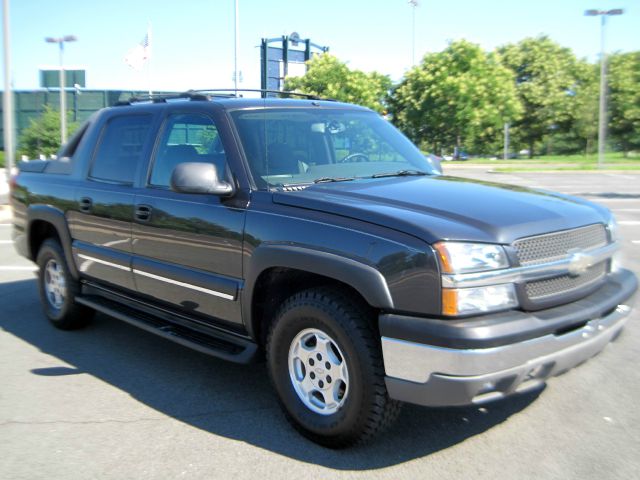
xmin=242 ymin=244 xmax=394 ymax=338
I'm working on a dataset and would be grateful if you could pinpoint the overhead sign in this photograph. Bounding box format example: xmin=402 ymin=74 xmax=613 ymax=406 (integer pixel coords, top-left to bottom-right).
xmin=40 ymin=69 xmax=86 ymax=89
xmin=260 ymin=35 xmax=328 ymax=95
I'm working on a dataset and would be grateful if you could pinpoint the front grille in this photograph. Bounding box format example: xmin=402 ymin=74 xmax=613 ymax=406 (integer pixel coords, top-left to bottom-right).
xmin=514 ymin=224 xmax=609 ymax=306
xmin=525 ymin=262 xmax=607 ymax=300
xmin=514 ymin=224 xmax=607 ymax=266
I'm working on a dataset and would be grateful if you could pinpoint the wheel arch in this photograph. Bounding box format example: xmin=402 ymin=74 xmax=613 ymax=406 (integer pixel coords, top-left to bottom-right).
xmin=27 ymin=206 xmax=79 ymax=279
xmin=243 ymin=245 xmax=394 ymax=344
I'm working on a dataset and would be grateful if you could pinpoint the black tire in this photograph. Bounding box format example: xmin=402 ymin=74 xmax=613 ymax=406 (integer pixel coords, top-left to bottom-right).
xmin=266 ymin=287 xmax=401 ymax=448
xmin=36 ymin=238 xmax=93 ymax=330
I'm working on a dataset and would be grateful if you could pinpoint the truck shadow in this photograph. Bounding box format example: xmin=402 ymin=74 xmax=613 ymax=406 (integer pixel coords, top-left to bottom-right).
xmin=0 ymin=278 xmax=541 ymax=470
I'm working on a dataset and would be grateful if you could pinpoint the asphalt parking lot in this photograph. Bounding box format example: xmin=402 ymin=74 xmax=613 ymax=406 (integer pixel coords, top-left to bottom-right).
xmin=1 ymin=168 xmax=639 ymax=480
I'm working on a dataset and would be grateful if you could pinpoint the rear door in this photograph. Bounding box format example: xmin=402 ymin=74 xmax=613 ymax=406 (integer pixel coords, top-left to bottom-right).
xmin=131 ymin=110 xmax=246 ymax=327
xmin=68 ymin=113 xmax=156 ymax=291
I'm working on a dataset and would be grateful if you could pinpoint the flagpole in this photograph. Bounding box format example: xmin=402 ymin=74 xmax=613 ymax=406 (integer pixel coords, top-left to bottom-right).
xmin=234 ymin=0 xmax=239 ymax=94
xmin=147 ymin=22 xmax=152 ymax=95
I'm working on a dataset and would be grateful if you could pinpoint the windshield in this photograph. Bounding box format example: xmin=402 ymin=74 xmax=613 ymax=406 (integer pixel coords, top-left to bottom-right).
xmin=230 ymin=108 xmax=439 ymax=189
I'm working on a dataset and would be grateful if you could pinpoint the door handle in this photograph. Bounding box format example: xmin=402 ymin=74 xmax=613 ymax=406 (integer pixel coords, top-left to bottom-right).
xmin=79 ymin=197 xmax=93 ymax=213
xmin=135 ymin=204 xmax=153 ymax=222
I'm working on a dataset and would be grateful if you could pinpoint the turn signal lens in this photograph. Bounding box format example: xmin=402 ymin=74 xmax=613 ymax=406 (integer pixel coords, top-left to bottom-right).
xmin=442 ymin=284 xmax=518 ymax=316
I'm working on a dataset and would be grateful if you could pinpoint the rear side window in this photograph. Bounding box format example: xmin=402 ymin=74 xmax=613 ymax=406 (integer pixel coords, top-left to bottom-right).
xmin=89 ymin=115 xmax=153 ymax=184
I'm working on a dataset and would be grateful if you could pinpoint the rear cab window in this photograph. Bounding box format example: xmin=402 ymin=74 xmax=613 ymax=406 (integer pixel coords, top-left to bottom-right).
xmin=89 ymin=115 xmax=154 ymax=184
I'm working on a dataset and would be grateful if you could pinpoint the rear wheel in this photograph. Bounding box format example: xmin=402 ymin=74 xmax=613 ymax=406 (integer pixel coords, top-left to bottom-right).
xmin=266 ymin=287 xmax=401 ymax=448
xmin=36 ymin=239 xmax=93 ymax=330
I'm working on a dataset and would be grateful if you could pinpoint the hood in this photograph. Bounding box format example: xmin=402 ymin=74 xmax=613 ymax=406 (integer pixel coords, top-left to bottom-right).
xmin=272 ymin=175 xmax=611 ymax=245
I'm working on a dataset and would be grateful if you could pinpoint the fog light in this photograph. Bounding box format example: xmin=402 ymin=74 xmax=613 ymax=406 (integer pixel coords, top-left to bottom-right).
xmin=442 ymin=283 xmax=518 ymax=316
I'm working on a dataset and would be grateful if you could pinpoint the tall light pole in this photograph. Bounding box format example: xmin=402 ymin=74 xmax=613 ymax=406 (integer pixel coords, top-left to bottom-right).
xmin=408 ymin=0 xmax=419 ymax=66
xmin=585 ymin=8 xmax=623 ymax=169
xmin=2 ymin=0 xmax=14 ymax=180
xmin=45 ymin=35 xmax=77 ymax=145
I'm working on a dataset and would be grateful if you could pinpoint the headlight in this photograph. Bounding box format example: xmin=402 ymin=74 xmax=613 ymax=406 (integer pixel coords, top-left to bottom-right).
xmin=442 ymin=284 xmax=518 ymax=316
xmin=606 ymin=216 xmax=618 ymax=243
xmin=434 ymin=242 xmax=509 ymax=274
xmin=435 ymin=242 xmax=516 ymax=316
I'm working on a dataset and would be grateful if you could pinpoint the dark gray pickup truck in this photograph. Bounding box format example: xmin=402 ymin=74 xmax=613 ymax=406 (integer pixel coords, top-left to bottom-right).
xmin=10 ymin=91 xmax=637 ymax=447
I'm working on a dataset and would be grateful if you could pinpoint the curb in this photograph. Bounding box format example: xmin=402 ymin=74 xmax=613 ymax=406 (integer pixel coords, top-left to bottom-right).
xmin=487 ymin=169 xmax=640 ymax=174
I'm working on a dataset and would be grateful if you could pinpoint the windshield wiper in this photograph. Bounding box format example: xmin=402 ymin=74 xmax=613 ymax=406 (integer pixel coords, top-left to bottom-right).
xmin=371 ymin=170 xmax=430 ymax=179
xmin=313 ymin=176 xmax=355 ymax=183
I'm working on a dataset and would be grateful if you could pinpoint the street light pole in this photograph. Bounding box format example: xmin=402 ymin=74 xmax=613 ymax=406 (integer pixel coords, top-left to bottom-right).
xmin=2 ymin=0 xmax=15 ymax=181
xmin=408 ymin=0 xmax=418 ymax=66
xmin=45 ymin=35 xmax=77 ymax=145
xmin=585 ymin=8 xmax=623 ymax=169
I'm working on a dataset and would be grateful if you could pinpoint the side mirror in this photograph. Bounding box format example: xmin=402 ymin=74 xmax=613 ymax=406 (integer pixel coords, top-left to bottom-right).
xmin=170 ymin=162 xmax=235 ymax=196
xmin=426 ymin=154 xmax=443 ymax=175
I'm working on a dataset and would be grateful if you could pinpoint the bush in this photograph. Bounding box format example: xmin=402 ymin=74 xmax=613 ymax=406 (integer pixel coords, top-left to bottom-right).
xmin=18 ymin=106 xmax=78 ymax=159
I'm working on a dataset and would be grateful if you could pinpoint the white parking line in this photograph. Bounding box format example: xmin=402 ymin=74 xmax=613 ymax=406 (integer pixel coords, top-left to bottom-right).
xmin=618 ymin=221 xmax=640 ymax=226
xmin=613 ymin=209 xmax=640 ymax=212
xmin=0 ymin=266 xmax=37 ymax=271
xmin=606 ymin=174 xmax=638 ymax=180
xmin=593 ymin=198 xmax=640 ymax=202
xmin=0 ymin=240 xmax=13 ymax=244
xmin=632 ymin=240 xmax=640 ymax=245
xmin=0 ymin=223 xmax=11 ymax=227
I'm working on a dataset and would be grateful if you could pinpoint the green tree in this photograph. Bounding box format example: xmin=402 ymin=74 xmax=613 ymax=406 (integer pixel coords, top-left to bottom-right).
xmin=389 ymin=40 xmax=521 ymax=155
xmin=284 ymin=54 xmax=392 ymax=113
xmin=498 ymin=36 xmax=583 ymax=157
xmin=18 ymin=106 xmax=78 ymax=159
xmin=608 ymin=51 xmax=640 ymax=156
xmin=570 ymin=61 xmax=600 ymax=155
xmin=545 ymin=60 xmax=599 ymax=156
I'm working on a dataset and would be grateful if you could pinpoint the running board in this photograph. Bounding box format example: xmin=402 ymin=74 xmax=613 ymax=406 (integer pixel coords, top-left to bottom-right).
xmin=75 ymin=295 xmax=258 ymax=364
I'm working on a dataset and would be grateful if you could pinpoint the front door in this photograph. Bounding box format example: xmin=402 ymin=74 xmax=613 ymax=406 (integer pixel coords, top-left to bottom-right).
xmin=131 ymin=112 xmax=246 ymax=326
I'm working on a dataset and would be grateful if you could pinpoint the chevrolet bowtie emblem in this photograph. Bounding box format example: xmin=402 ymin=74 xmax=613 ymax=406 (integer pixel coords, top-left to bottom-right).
xmin=567 ymin=251 xmax=593 ymax=277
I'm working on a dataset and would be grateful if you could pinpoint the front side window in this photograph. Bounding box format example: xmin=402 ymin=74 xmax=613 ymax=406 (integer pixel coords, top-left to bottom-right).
xmin=89 ymin=115 xmax=153 ymax=184
xmin=231 ymin=108 xmax=437 ymax=189
xmin=149 ymin=113 xmax=227 ymax=188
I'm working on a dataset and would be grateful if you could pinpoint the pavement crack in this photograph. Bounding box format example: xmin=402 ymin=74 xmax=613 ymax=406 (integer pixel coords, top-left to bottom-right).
xmin=0 ymin=417 xmax=165 ymax=427
xmin=0 ymin=405 xmax=278 ymax=428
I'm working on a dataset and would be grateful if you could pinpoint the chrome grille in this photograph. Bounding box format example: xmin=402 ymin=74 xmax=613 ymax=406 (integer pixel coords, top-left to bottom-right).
xmin=514 ymin=224 xmax=609 ymax=305
xmin=514 ymin=224 xmax=607 ymax=266
xmin=525 ymin=262 xmax=607 ymax=300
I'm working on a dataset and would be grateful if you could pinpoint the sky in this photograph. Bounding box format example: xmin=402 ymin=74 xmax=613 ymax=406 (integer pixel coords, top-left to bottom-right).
xmin=2 ymin=0 xmax=639 ymax=93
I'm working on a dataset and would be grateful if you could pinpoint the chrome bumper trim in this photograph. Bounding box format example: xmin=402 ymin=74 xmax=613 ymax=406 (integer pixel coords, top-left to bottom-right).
xmin=382 ymin=303 xmax=631 ymax=384
xmin=441 ymin=242 xmax=619 ymax=289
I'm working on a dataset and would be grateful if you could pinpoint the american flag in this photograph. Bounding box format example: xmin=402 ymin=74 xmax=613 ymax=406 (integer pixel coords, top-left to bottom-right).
xmin=124 ymin=26 xmax=152 ymax=71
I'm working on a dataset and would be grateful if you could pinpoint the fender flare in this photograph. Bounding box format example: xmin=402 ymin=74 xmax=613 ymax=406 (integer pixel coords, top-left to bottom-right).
xmin=27 ymin=206 xmax=79 ymax=279
xmin=242 ymin=244 xmax=394 ymax=339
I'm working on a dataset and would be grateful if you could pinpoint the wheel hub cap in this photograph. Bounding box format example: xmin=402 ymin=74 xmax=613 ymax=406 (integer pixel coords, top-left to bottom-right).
xmin=288 ymin=328 xmax=349 ymax=415
xmin=44 ymin=259 xmax=66 ymax=309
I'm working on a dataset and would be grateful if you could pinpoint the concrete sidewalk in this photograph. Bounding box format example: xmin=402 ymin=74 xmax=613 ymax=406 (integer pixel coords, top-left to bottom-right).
xmin=0 ymin=169 xmax=9 ymax=206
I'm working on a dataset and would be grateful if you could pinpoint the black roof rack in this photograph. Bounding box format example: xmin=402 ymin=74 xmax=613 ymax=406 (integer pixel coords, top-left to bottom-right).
xmin=189 ymin=89 xmax=335 ymax=101
xmin=113 ymin=89 xmax=334 ymax=106
xmin=113 ymin=91 xmax=213 ymax=106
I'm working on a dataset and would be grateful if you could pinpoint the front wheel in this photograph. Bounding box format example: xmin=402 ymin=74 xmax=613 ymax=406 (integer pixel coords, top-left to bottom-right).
xmin=266 ymin=287 xmax=401 ymax=448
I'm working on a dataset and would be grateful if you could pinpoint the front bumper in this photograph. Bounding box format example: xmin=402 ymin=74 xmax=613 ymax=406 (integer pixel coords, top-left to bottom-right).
xmin=381 ymin=268 xmax=637 ymax=407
